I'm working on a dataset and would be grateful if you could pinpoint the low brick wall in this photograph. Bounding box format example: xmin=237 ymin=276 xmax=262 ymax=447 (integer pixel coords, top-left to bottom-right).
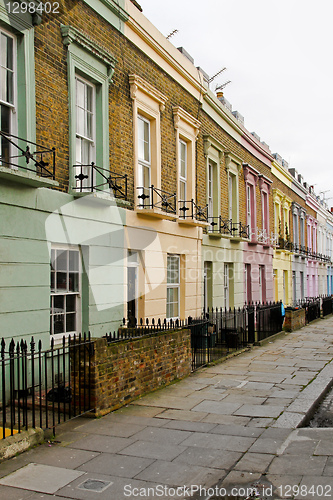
xmin=284 ymin=308 xmax=306 ymax=332
xmin=84 ymin=329 xmax=191 ymax=417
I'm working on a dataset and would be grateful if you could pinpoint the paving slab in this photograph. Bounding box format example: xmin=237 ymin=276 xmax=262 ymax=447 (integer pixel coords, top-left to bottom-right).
xmin=70 ymin=434 xmax=136 ymax=453
xmin=130 ymin=426 xmax=192 ymax=445
xmin=20 ymin=444 xmax=98 ymax=469
xmin=118 ymin=440 xmax=187 ymax=460
xmin=209 ymin=424 xmax=263 ymax=438
xmin=295 ymin=476 xmax=333 ymax=500
xmin=248 ymin=438 xmax=287 ymax=455
xmin=268 ymin=454 xmax=327 ymax=476
xmin=173 ymin=446 xmax=241 ymax=469
xmin=135 ymin=459 xmax=222 ymax=487
xmin=0 ymin=485 xmax=35 ymax=500
xmin=233 ymin=452 xmax=275 ymax=472
xmin=74 ymin=419 xmax=146 ymax=437
xmin=191 ymin=400 xmax=242 ymax=415
xmin=161 ymin=420 xmax=217 ymax=433
xmin=77 ymin=452 xmax=154 ymax=478
xmin=0 ymin=463 xmax=84 ymax=494
xmin=234 ymin=404 xmax=284 ymax=418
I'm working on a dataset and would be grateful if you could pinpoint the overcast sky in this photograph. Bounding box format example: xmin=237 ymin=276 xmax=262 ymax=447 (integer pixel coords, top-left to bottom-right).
xmin=139 ymin=0 xmax=333 ymax=205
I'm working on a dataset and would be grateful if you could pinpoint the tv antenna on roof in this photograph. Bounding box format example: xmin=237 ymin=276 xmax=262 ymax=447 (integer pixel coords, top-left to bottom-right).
xmin=208 ymin=67 xmax=226 ymax=84
xmin=166 ymin=29 xmax=178 ymax=40
xmin=215 ymin=81 xmax=231 ymax=92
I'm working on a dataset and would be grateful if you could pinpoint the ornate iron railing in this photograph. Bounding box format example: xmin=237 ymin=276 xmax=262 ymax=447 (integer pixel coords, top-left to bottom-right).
xmin=208 ymin=217 xmax=249 ymax=238
xmin=0 ymin=132 xmax=55 ymax=179
xmin=178 ymin=199 xmax=208 ymax=222
xmin=137 ymin=185 xmax=176 ymax=213
xmin=73 ymin=163 xmax=128 ymax=199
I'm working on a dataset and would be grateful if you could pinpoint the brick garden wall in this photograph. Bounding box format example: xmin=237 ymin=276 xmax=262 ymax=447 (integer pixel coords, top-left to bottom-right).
xmin=85 ymin=329 xmax=191 ymax=417
xmin=284 ymin=308 xmax=306 ymax=332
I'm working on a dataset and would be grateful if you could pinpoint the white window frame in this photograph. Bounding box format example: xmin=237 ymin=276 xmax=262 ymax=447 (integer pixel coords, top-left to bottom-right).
xmin=74 ymin=75 xmax=96 ymax=190
xmin=0 ymin=28 xmax=17 ymax=164
xmin=224 ymin=263 xmax=229 ymax=309
xmin=179 ymin=138 xmax=187 ymax=202
xmin=228 ymin=173 xmax=234 ymax=221
xmin=259 ymin=265 xmax=263 ymax=303
xmin=247 ymin=185 xmax=252 ymax=237
xmin=167 ymin=254 xmax=180 ymax=320
xmin=50 ymin=246 xmax=81 ymax=341
xmin=137 ymin=114 xmax=151 ymax=204
xmin=208 ymin=161 xmax=213 ymax=216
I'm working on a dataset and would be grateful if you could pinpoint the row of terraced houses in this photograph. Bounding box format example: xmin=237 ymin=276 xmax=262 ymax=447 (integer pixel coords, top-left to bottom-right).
xmin=1 ymin=0 xmax=333 ymax=347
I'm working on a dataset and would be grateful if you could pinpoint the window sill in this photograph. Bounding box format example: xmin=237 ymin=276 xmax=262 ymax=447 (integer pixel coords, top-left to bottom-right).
xmin=73 ymin=190 xmax=130 ymax=207
xmin=0 ymin=166 xmax=58 ymax=188
xmin=178 ymin=217 xmax=209 ymax=228
xmin=135 ymin=207 xmax=177 ymax=221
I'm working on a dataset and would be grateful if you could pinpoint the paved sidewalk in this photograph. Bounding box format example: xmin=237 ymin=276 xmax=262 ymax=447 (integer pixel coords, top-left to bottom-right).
xmin=1 ymin=318 xmax=333 ymax=499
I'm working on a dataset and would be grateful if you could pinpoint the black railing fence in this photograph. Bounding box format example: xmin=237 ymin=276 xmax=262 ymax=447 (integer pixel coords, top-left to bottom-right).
xmin=137 ymin=185 xmax=176 ymax=213
xmin=0 ymin=131 xmax=56 ymax=179
xmin=73 ymin=163 xmax=128 ymax=199
xmin=205 ymin=301 xmax=283 ymax=346
xmin=293 ymin=295 xmax=332 ymax=322
xmin=1 ymin=334 xmax=94 ymax=440
xmin=322 ymin=295 xmax=333 ymax=317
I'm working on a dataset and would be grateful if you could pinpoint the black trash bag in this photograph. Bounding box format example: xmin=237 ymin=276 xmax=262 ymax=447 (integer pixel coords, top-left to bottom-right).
xmin=47 ymin=385 xmax=72 ymax=403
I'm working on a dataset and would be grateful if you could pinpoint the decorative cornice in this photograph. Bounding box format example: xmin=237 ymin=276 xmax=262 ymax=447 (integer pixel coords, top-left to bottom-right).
xmin=224 ymin=151 xmax=243 ymax=173
xmin=243 ymin=163 xmax=259 ymax=184
xmin=95 ymin=0 xmax=129 ymax=22
xmin=129 ymin=74 xmax=167 ymax=111
xmin=173 ymin=106 xmax=201 ymax=138
xmin=61 ymin=25 xmax=117 ymax=81
xmin=203 ymin=135 xmax=225 ymax=164
xmin=258 ymin=174 xmax=272 ymax=194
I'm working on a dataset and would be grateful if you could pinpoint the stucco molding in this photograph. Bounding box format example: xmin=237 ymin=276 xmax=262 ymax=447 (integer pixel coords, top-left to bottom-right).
xmin=129 ymin=74 xmax=167 ymax=112
xmin=224 ymin=151 xmax=243 ymax=174
xmin=243 ymin=163 xmax=259 ymax=185
xmin=61 ymin=25 xmax=117 ymax=81
xmin=173 ymin=106 xmax=200 ymax=138
xmin=203 ymin=135 xmax=225 ymax=164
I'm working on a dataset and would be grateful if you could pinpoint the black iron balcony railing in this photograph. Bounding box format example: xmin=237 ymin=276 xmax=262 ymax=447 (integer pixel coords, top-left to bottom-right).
xmin=137 ymin=185 xmax=176 ymax=214
xmin=0 ymin=131 xmax=55 ymax=179
xmin=179 ymin=199 xmax=208 ymax=222
xmin=73 ymin=163 xmax=128 ymax=200
xmin=291 ymin=243 xmax=331 ymax=262
xmin=208 ymin=216 xmax=249 ymax=239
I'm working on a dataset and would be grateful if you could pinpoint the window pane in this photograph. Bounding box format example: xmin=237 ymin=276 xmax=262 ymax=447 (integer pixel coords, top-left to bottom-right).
xmin=1 ymin=34 xmax=7 ymax=67
xmin=167 ymin=255 xmax=179 ymax=284
xmin=1 ymin=68 xmax=6 ymax=103
xmin=86 ymin=84 xmax=93 ymax=112
xmin=66 ymin=313 xmax=76 ymax=333
xmin=68 ymin=273 xmax=79 ymax=292
xmin=6 ymin=35 xmax=13 ymax=71
xmin=51 ymin=271 xmax=55 ymax=292
xmin=6 ymin=70 xmax=13 ymax=104
xmin=66 ymin=294 xmax=76 ymax=313
xmin=143 ymin=165 xmax=150 ymax=189
xmin=56 ymin=272 xmax=67 ymax=292
xmin=77 ymin=105 xmax=85 ymax=136
xmin=54 ymin=314 xmax=65 ymax=335
xmin=86 ymin=111 xmax=93 ymax=139
xmin=143 ymin=121 xmax=149 ymax=162
xmin=54 ymin=295 xmax=64 ymax=311
xmin=180 ymin=180 xmax=186 ymax=201
xmin=56 ymin=250 xmax=67 ymax=271
xmin=180 ymin=141 xmax=186 ymax=178
xmin=69 ymin=251 xmax=79 ymax=272
xmin=138 ymin=117 xmax=150 ymax=163
xmin=76 ymin=79 xmax=85 ymax=108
